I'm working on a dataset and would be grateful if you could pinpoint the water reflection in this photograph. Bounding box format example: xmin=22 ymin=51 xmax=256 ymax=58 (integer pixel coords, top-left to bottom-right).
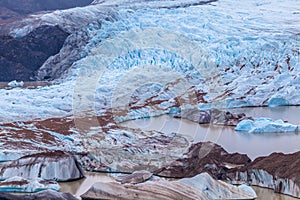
xmin=253 ymin=186 xmax=298 ymax=200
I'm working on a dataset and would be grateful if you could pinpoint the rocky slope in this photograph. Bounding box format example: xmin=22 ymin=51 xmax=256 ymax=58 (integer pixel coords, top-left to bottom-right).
xmin=0 ymin=25 xmax=69 ymax=81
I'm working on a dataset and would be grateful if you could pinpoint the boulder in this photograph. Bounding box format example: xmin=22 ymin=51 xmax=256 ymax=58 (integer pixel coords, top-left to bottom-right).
xmin=227 ymin=151 xmax=300 ymax=198
xmin=81 ymin=173 xmax=256 ymax=200
xmin=0 ymin=151 xmax=85 ymax=181
xmin=0 ymin=176 xmax=60 ymax=193
xmin=0 ymin=190 xmax=78 ymax=200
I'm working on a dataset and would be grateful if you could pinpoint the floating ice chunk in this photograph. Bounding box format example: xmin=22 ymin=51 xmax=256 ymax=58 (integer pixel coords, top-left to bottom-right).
xmin=235 ymin=119 xmax=254 ymax=132
xmin=7 ymin=80 xmax=24 ymax=88
xmin=235 ymin=118 xmax=299 ymax=133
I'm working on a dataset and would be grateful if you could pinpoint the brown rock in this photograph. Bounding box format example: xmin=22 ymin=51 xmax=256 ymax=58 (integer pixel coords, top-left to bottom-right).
xmin=0 ymin=25 xmax=69 ymax=81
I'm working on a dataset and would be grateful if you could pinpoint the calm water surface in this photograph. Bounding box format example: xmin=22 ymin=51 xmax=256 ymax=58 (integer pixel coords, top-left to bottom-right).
xmin=122 ymin=106 xmax=300 ymax=160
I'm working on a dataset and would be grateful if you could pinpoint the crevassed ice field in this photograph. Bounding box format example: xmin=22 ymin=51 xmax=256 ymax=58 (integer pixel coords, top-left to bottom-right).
xmin=1 ymin=0 xmax=299 ymax=123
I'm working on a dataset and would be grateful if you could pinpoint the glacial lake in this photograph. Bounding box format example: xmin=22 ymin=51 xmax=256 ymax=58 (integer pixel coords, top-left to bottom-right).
xmin=122 ymin=106 xmax=300 ymax=160
xmin=60 ymin=106 xmax=300 ymax=200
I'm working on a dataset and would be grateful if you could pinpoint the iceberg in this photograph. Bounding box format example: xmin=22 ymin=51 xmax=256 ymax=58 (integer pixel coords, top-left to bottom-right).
xmin=7 ymin=80 xmax=24 ymax=88
xmin=235 ymin=118 xmax=299 ymax=133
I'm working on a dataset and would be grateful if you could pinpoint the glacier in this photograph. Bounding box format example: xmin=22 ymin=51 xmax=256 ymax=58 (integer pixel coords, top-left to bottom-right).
xmin=0 ymin=1 xmax=299 ymax=198
xmin=0 ymin=0 xmax=299 ymax=122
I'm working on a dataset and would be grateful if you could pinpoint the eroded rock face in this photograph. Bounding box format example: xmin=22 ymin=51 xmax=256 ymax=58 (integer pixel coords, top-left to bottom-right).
xmin=227 ymin=152 xmax=300 ymax=198
xmin=81 ymin=172 xmax=256 ymax=200
xmin=0 ymin=25 xmax=69 ymax=81
xmin=155 ymin=142 xmax=251 ymax=178
xmin=0 ymin=190 xmax=78 ymax=200
xmin=0 ymin=151 xmax=85 ymax=181
xmin=175 ymin=108 xmax=252 ymax=126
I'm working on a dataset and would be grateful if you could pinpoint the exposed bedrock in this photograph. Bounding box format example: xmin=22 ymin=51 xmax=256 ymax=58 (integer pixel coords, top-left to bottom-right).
xmin=174 ymin=108 xmax=252 ymax=126
xmin=155 ymin=142 xmax=251 ymax=178
xmin=0 ymin=25 xmax=69 ymax=81
xmin=227 ymin=151 xmax=300 ymax=198
xmin=0 ymin=151 xmax=85 ymax=181
xmin=0 ymin=190 xmax=78 ymax=200
xmin=81 ymin=172 xmax=256 ymax=200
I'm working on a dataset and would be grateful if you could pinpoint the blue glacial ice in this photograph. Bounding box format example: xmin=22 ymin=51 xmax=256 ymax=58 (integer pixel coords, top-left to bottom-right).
xmin=235 ymin=118 xmax=299 ymax=133
xmin=0 ymin=0 xmax=299 ymax=122
xmin=0 ymin=176 xmax=60 ymax=193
